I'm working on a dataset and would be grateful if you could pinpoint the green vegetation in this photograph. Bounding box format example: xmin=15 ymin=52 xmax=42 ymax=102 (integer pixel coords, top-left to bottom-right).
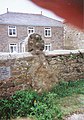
xmin=0 ymin=79 xmax=84 ymax=120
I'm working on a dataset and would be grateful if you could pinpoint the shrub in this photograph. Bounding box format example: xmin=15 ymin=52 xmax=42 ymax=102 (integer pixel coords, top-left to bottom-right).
xmin=0 ymin=90 xmax=62 ymax=120
xmin=0 ymin=99 xmax=12 ymax=120
xmin=11 ymin=90 xmax=38 ymax=118
xmin=0 ymin=90 xmax=38 ymax=120
xmin=51 ymin=79 xmax=84 ymax=97
xmin=0 ymin=79 xmax=83 ymax=120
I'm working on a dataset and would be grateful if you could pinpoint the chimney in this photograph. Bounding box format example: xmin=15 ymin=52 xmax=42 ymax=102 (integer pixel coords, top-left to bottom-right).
xmin=41 ymin=11 xmax=42 ymax=15
xmin=7 ymin=8 xmax=9 ymax=13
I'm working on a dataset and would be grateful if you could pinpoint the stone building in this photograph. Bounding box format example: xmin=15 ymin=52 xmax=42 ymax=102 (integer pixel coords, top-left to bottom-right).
xmin=0 ymin=11 xmax=64 ymax=53
xmin=64 ymin=23 xmax=84 ymax=50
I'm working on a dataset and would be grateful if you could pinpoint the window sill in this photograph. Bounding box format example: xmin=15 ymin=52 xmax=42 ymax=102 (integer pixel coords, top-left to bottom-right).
xmin=8 ymin=35 xmax=17 ymax=38
xmin=44 ymin=36 xmax=51 ymax=38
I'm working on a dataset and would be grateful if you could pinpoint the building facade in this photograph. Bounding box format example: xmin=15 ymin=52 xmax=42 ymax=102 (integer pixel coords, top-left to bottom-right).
xmin=0 ymin=11 xmax=64 ymax=53
xmin=64 ymin=23 xmax=84 ymax=50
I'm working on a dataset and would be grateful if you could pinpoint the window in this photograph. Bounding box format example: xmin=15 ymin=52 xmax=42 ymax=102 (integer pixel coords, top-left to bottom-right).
xmin=27 ymin=27 xmax=35 ymax=35
xmin=8 ymin=26 xmax=17 ymax=37
xmin=9 ymin=44 xmax=17 ymax=53
xmin=44 ymin=43 xmax=51 ymax=51
xmin=44 ymin=27 xmax=51 ymax=37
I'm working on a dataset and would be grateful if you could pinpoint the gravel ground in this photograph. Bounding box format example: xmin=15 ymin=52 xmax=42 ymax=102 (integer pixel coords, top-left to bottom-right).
xmin=66 ymin=114 xmax=84 ymax=120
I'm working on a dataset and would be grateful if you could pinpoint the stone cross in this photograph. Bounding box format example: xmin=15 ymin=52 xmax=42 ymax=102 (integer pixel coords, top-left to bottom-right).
xmin=28 ymin=33 xmax=44 ymax=55
xmin=27 ymin=33 xmax=57 ymax=92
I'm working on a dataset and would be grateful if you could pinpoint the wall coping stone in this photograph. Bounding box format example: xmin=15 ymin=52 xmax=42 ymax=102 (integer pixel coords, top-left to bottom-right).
xmin=44 ymin=49 xmax=84 ymax=56
xmin=0 ymin=49 xmax=84 ymax=60
xmin=0 ymin=52 xmax=33 ymax=60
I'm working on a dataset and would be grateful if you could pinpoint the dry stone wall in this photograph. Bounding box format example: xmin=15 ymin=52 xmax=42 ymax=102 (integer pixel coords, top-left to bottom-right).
xmin=0 ymin=50 xmax=84 ymax=99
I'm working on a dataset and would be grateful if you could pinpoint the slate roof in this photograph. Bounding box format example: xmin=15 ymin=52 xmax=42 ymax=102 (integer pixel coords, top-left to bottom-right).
xmin=0 ymin=12 xmax=63 ymax=27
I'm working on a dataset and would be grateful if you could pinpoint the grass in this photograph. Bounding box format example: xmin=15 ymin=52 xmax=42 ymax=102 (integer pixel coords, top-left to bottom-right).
xmin=12 ymin=79 xmax=84 ymax=120
xmin=0 ymin=79 xmax=84 ymax=120
xmin=50 ymin=79 xmax=84 ymax=117
xmin=12 ymin=118 xmax=32 ymax=120
xmin=58 ymin=94 xmax=84 ymax=116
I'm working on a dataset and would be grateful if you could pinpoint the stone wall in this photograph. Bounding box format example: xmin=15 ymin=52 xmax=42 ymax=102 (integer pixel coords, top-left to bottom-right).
xmin=64 ymin=23 xmax=84 ymax=49
xmin=0 ymin=24 xmax=64 ymax=52
xmin=0 ymin=50 xmax=84 ymax=98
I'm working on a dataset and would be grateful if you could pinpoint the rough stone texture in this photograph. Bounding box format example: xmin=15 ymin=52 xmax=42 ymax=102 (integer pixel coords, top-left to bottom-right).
xmin=0 ymin=24 xmax=64 ymax=52
xmin=28 ymin=33 xmax=44 ymax=54
xmin=64 ymin=23 xmax=84 ymax=50
xmin=0 ymin=51 xmax=84 ymax=98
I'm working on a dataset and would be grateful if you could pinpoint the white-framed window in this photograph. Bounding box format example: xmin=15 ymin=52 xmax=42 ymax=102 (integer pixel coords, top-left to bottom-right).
xmin=8 ymin=26 xmax=17 ymax=37
xmin=27 ymin=27 xmax=35 ymax=36
xmin=9 ymin=44 xmax=17 ymax=53
xmin=44 ymin=43 xmax=51 ymax=51
xmin=44 ymin=27 xmax=51 ymax=37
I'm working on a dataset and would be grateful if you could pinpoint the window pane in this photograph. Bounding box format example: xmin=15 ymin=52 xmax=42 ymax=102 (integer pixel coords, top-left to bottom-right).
xmin=29 ymin=30 xmax=31 ymax=33
xmin=45 ymin=30 xmax=47 ymax=36
xmin=13 ymin=29 xmax=16 ymax=35
xmin=10 ymin=46 xmax=13 ymax=53
xmin=9 ymin=29 xmax=12 ymax=35
xmin=14 ymin=46 xmax=16 ymax=51
xmin=32 ymin=30 xmax=33 ymax=33
xmin=44 ymin=43 xmax=51 ymax=51
xmin=49 ymin=46 xmax=50 ymax=51
xmin=8 ymin=26 xmax=16 ymax=36
xmin=9 ymin=44 xmax=17 ymax=53
xmin=44 ymin=28 xmax=51 ymax=37
xmin=45 ymin=46 xmax=47 ymax=50
xmin=9 ymin=26 xmax=15 ymax=28
xmin=28 ymin=27 xmax=34 ymax=34
xmin=48 ymin=30 xmax=50 ymax=35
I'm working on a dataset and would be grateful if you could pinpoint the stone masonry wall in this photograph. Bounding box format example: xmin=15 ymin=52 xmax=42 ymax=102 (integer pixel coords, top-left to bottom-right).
xmin=64 ymin=23 xmax=84 ymax=49
xmin=0 ymin=24 xmax=64 ymax=52
xmin=0 ymin=50 xmax=84 ymax=98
